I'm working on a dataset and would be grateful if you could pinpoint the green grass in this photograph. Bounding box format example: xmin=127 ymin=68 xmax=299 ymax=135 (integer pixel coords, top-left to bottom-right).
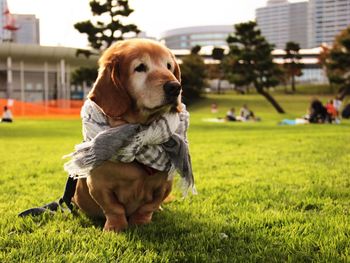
xmin=1 ymin=94 xmax=349 ymax=262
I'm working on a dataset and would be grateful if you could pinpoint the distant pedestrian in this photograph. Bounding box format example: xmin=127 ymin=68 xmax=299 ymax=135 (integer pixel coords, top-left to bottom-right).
xmin=211 ymin=103 xmax=218 ymax=114
xmin=1 ymin=106 xmax=13 ymax=123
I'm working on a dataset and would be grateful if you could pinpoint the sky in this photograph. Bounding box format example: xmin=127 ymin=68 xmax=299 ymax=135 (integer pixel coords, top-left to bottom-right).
xmin=7 ymin=0 xmax=303 ymax=48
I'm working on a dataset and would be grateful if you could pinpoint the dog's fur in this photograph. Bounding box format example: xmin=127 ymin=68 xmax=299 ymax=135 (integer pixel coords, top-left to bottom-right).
xmin=72 ymin=39 xmax=182 ymax=232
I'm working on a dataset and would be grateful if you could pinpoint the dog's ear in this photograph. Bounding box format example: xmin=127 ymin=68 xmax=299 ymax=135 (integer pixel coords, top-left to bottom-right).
xmin=88 ymin=60 xmax=131 ymax=119
xmin=172 ymin=55 xmax=181 ymax=83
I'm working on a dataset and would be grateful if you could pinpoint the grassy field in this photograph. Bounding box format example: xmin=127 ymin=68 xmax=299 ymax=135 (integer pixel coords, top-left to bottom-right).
xmin=0 ymin=94 xmax=349 ymax=262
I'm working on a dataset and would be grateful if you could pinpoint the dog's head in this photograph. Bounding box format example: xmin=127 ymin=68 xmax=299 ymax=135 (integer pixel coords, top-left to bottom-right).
xmin=88 ymin=39 xmax=182 ymax=124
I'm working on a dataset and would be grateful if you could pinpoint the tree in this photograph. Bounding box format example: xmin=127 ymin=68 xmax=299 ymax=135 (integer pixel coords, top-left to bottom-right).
xmin=211 ymin=47 xmax=225 ymax=94
xmin=283 ymin=41 xmax=303 ymax=93
xmin=223 ymin=21 xmax=285 ymax=113
xmin=319 ymin=44 xmax=336 ymax=93
xmin=180 ymin=45 xmax=207 ymax=103
xmin=325 ymin=26 xmax=350 ymax=99
xmin=74 ymin=0 xmax=140 ymax=51
xmin=71 ymin=66 xmax=98 ymax=86
xmin=73 ymin=0 xmax=140 ymax=96
xmin=319 ymin=44 xmax=330 ymax=81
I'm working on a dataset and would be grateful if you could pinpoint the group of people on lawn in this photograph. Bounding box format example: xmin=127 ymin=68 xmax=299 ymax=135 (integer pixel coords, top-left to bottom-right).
xmin=211 ymin=103 xmax=258 ymax=122
xmin=212 ymin=95 xmax=345 ymax=124
xmin=308 ymin=97 xmax=342 ymax=124
xmin=0 ymin=96 xmax=347 ymax=125
xmin=225 ymin=104 xmax=258 ymax=122
xmin=279 ymin=96 xmax=344 ymax=125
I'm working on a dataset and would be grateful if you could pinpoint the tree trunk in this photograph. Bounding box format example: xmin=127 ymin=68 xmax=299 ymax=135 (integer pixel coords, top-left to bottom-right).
xmin=256 ymin=87 xmax=285 ymax=114
xmin=338 ymin=85 xmax=350 ymax=100
xmin=291 ymin=75 xmax=296 ymax=93
xmin=217 ymin=68 xmax=224 ymax=94
xmin=217 ymin=78 xmax=221 ymax=94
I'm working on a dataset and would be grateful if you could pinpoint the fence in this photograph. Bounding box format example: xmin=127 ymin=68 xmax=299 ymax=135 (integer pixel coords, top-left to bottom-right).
xmin=0 ymin=99 xmax=83 ymax=118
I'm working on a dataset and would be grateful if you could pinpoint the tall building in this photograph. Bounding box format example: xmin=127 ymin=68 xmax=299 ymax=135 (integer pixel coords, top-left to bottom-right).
xmin=256 ymin=0 xmax=308 ymax=49
xmin=289 ymin=1 xmax=308 ymax=48
xmin=160 ymin=25 xmax=233 ymax=49
xmin=11 ymin=14 xmax=40 ymax=44
xmin=308 ymin=0 xmax=350 ymax=48
xmin=256 ymin=0 xmax=290 ymax=49
xmin=0 ymin=0 xmax=40 ymax=44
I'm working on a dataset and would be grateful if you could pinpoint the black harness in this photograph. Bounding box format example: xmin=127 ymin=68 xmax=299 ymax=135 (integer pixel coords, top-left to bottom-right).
xmin=18 ymin=176 xmax=77 ymax=217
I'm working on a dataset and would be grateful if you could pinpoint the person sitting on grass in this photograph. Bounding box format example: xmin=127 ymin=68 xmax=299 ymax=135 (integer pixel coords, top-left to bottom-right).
xmin=238 ymin=104 xmax=260 ymax=121
xmin=333 ymin=96 xmax=342 ymax=117
xmin=280 ymin=98 xmax=335 ymax=125
xmin=1 ymin=106 xmax=13 ymax=123
xmin=240 ymin=104 xmax=252 ymax=120
xmin=332 ymin=96 xmax=342 ymax=123
xmin=326 ymin=99 xmax=338 ymax=123
xmin=308 ymin=98 xmax=330 ymax=123
xmin=225 ymin=107 xmax=237 ymax=122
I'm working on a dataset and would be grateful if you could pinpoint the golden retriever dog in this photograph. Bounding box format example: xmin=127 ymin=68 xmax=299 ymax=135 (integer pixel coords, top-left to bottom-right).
xmin=72 ymin=39 xmax=182 ymax=232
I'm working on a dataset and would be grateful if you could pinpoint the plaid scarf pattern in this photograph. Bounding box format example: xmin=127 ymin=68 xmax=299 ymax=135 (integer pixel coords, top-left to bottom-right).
xmin=64 ymin=100 xmax=195 ymax=194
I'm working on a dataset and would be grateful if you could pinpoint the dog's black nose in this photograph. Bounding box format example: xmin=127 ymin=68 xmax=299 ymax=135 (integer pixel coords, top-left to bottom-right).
xmin=163 ymin=81 xmax=181 ymax=99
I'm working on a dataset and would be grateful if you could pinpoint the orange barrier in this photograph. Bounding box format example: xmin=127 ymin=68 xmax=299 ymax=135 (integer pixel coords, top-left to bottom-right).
xmin=0 ymin=99 xmax=84 ymax=118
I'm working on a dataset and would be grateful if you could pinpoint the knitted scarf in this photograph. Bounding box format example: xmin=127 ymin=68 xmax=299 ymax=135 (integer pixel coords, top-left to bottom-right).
xmin=64 ymin=100 xmax=196 ymax=194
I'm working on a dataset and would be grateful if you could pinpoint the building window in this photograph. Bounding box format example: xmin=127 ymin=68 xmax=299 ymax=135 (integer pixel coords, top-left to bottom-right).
xmin=36 ymin=83 xmax=42 ymax=90
xmin=26 ymin=83 xmax=33 ymax=90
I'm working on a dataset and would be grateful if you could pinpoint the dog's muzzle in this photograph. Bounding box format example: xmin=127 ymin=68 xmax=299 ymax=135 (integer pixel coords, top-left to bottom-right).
xmin=163 ymin=81 xmax=181 ymax=103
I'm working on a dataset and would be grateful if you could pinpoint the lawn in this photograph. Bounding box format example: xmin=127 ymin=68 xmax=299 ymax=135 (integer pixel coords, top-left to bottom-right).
xmin=0 ymin=93 xmax=349 ymax=262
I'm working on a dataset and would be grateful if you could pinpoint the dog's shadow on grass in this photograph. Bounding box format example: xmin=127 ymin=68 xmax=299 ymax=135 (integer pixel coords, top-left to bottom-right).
xmin=75 ymin=203 xmax=204 ymax=238
xmin=121 ymin=207 xmax=240 ymax=256
xmin=118 ymin=207 xmax=293 ymax=261
xmin=69 ymin=200 xmax=295 ymax=261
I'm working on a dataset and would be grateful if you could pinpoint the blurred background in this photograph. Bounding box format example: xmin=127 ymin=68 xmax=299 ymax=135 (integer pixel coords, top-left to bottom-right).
xmin=0 ymin=0 xmax=349 ymax=117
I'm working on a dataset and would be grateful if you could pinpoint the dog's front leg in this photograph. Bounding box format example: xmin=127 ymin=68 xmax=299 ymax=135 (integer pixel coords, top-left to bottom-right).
xmin=87 ymin=176 xmax=128 ymax=232
xmin=129 ymin=181 xmax=172 ymax=225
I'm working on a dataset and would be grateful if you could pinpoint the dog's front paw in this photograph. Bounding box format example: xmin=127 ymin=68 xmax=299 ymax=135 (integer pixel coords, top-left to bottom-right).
xmin=104 ymin=216 xmax=128 ymax=232
xmin=129 ymin=212 xmax=153 ymax=225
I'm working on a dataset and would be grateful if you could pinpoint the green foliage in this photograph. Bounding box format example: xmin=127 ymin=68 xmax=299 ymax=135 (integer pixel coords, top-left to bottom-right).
xmin=0 ymin=94 xmax=349 ymax=262
xmin=224 ymin=22 xmax=280 ymax=90
xmin=71 ymin=66 xmax=98 ymax=86
xmin=224 ymin=21 xmax=285 ymax=113
xmin=211 ymin=47 xmax=225 ymax=61
xmin=283 ymin=41 xmax=303 ymax=92
xmin=74 ymin=0 xmax=140 ymax=50
xmin=180 ymin=46 xmax=207 ymax=103
xmin=326 ymin=26 xmax=350 ymax=98
xmin=73 ymin=0 xmax=140 ymax=91
xmin=211 ymin=47 xmax=226 ymax=94
xmin=191 ymin=45 xmax=201 ymax=55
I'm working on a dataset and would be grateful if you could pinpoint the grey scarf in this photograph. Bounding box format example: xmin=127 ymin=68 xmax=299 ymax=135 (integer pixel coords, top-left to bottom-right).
xmin=64 ymin=100 xmax=195 ymax=194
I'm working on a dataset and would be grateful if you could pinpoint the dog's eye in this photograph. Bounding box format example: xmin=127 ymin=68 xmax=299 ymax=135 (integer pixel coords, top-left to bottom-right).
xmin=167 ymin=63 xmax=172 ymax=70
xmin=135 ymin=63 xmax=147 ymax=72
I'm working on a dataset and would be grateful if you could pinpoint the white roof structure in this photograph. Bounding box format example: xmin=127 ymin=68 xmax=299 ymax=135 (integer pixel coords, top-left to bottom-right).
xmin=0 ymin=43 xmax=97 ymax=66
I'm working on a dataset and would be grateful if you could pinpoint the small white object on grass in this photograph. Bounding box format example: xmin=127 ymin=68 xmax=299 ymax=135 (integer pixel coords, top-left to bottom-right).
xmin=219 ymin=232 xmax=228 ymax=239
xmin=202 ymin=118 xmax=225 ymax=123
